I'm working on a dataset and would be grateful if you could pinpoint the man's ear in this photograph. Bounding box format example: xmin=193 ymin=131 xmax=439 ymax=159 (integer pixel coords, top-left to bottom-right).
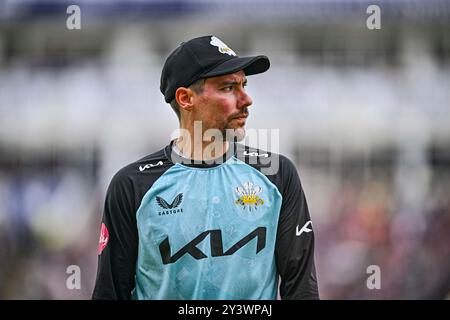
xmin=175 ymin=87 xmax=194 ymax=112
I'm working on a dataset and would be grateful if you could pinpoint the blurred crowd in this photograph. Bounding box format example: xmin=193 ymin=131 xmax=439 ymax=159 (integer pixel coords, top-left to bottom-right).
xmin=0 ymin=159 xmax=100 ymax=299
xmin=314 ymin=168 xmax=450 ymax=299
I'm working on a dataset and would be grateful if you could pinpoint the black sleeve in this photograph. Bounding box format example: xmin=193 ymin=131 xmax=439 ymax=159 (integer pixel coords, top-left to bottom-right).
xmin=92 ymin=171 xmax=138 ymax=300
xmin=275 ymin=156 xmax=319 ymax=300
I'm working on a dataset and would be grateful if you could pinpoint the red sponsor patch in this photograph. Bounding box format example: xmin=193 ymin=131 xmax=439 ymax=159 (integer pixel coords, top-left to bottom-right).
xmin=97 ymin=223 xmax=109 ymax=255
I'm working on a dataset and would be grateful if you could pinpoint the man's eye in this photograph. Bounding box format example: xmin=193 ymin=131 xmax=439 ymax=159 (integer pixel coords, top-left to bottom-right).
xmin=222 ymin=86 xmax=233 ymax=92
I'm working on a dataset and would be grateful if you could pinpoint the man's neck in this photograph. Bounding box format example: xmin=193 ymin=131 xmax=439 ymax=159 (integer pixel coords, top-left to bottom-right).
xmin=174 ymin=136 xmax=229 ymax=161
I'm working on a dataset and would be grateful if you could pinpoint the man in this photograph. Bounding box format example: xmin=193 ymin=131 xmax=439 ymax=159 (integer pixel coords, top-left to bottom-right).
xmin=92 ymin=35 xmax=319 ymax=299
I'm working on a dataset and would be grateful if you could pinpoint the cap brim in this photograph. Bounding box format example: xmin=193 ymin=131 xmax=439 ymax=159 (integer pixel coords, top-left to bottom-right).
xmin=201 ymin=55 xmax=270 ymax=78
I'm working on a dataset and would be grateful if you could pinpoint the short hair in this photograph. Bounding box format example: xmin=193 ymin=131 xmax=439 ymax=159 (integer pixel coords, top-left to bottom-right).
xmin=169 ymin=78 xmax=206 ymax=120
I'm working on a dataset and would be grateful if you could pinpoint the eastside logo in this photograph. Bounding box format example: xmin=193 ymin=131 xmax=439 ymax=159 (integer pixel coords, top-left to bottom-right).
xmin=156 ymin=193 xmax=183 ymax=216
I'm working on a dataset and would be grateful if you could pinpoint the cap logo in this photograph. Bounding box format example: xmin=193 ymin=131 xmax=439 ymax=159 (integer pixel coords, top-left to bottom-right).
xmin=210 ymin=36 xmax=236 ymax=56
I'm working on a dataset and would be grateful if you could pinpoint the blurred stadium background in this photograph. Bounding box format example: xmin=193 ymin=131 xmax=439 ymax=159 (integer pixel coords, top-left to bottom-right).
xmin=0 ymin=0 xmax=449 ymax=299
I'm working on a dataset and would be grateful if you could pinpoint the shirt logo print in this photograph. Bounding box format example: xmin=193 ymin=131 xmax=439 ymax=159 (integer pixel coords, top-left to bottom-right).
xmin=156 ymin=193 xmax=184 ymax=216
xmin=234 ymin=181 xmax=265 ymax=210
xmin=296 ymin=221 xmax=313 ymax=236
xmin=97 ymin=223 xmax=109 ymax=255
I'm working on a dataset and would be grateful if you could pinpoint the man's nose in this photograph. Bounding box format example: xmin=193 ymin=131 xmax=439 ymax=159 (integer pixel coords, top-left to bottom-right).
xmin=239 ymin=90 xmax=253 ymax=109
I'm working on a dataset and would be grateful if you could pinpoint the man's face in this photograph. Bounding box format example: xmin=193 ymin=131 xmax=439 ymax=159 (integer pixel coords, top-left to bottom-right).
xmin=191 ymin=70 xmax=253 ymax=141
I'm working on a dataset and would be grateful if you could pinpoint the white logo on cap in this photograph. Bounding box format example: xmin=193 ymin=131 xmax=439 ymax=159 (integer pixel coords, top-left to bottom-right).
xmin=210 ymin=36 xmax=236 ymax=56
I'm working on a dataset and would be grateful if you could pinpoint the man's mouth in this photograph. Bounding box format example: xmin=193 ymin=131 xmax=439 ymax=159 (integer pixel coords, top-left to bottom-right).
xmin=232 ymin=113 xmax=249 ymax=120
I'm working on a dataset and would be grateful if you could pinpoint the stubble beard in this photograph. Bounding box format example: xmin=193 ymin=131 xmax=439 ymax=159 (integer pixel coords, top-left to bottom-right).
xmin=224 ymin=111 xmax=248 ymax=142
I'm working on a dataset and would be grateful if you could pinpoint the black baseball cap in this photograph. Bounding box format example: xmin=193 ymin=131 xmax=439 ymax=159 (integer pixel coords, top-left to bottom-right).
xmin=160 ymin=35 xmax=270 ymax=103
